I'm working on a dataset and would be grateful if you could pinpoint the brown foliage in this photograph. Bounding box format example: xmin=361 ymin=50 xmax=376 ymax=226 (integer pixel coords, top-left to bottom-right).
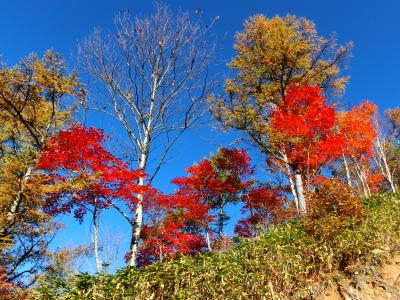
xmin=305 ymin=178 xmax=365 ymax=239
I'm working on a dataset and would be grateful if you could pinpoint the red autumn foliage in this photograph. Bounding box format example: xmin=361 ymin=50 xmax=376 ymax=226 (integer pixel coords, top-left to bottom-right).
xmin=137 ymin=189 xmax=211 ymax=267
xmin=37 ymin=124 xmax=146 ymax=221
xmin=337 ymin=102 xmax=380 ymax=194
xmin=337 ymin=101 xmax=377 ymax=160
xmin=138 ymin=218 xmax=206 ymax=267
xmin=172 ymin=148 xmax=253 ymax=198
xmin=365 ymin=171 xmax=384 ymax=193
xmin=234 ymin=187 xmax=285 ymax=238
xmin=172 ymin=148 xmax=254 ymax=237
xmin=0 ymin=265 xmax=17 ymax=300
xmin=270 ymin=85 xmax=344 ymax=173
xmin=137 ymin=148 xmax=256 ymax=266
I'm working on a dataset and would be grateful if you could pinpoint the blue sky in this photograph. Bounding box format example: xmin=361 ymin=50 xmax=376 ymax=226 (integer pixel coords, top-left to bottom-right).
xmin=1 ymin=0 xmax=399 ymax=272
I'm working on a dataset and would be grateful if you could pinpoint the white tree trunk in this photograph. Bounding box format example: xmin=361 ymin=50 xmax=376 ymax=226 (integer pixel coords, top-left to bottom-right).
xmin=365 ymin=175 xmax=371 ymax=196
xmin=294 ymin=172 xmax=306 ymax=214
xmin=354 ymin=160 xmax=370 ymax=197
xmin=127 ymin=193 xmax=143 ymax=267
xmin=6 ymin=131 xmax=50 ymax=232
xmin=342 ymin=154 xmax=352 ymax=188
xmin=376 ymin=137 xmax=396 ymax=193
xmin=205 ymin=231 xmax=212 ymax=251
xmin=4 ymin=166 xmax=33 ymax=233
xmin=288 ymin=174 xmax=299 ymax=212
xmin=127 ymin=135 xmax=149 ymax=267
xmin=159 ymin=245 xmax=163 ymax=263
xmin=10 ymin=166 xmax=32 ymax=214
xmin=359 ymin=171 xmax=369 ymax=197
xmin=93 ymin=204 xmax=102 ymax=272
xmin=282 ymin=152 xmax=299 ymax=213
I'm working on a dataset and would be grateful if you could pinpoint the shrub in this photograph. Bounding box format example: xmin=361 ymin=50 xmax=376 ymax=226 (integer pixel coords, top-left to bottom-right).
xmin=31 ymin=193 xmax=400 ymax=300
xmin=305 ymin=178 xmax=365 ymax=239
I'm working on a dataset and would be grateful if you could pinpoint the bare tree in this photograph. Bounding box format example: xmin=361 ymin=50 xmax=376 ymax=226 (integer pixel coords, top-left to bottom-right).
xmin=375 ymin=118 xmax=398 ymax=193
xmin=78 ymin=3 xmax=216 ymax=266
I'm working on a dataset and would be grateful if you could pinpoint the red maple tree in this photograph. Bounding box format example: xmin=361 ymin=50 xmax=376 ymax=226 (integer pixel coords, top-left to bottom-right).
xmin=337 ymin=101 xmax=380 ymax=195
xmin=270 ymin=85 xmax=344 ymax=173
xmin=137 ymin=190 xmax=210 ymax=267
xmin=172 ymin=148 xmax=254 ymax=239
xmin=37 ymin=124 xmax=147 ymax=271
xmin=137 ymin=149 xmax=254 ymax=265
xmin=338 ymin=101 xmax=377 ymax=160
xmin=234 ymin=186 xmax=284 ymax=238
xmin=268 ymin=85 xmax=344 ymax=213
xmin=37 ymin=124 xmax=146 ymax=220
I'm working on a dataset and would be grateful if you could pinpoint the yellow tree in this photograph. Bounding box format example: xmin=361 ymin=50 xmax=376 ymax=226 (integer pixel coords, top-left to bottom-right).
xmin=0 ymin=51 xmax=79 ymax=287
xmin=209 ymin=14 xmax=351 ymax=213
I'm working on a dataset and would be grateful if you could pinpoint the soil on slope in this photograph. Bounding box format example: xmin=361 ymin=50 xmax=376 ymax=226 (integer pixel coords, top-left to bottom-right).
xmin=319 ymin=255 xmax=400 ymax=300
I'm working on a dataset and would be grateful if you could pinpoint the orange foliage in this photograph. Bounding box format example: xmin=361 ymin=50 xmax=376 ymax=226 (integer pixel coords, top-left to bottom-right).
xmin=365 ymin=171 xmax=384 ymax=193
xmin=305 ymin=178 xmax=365 ymax=239
xmin=337 ymin=101 xmax=377 ymax=159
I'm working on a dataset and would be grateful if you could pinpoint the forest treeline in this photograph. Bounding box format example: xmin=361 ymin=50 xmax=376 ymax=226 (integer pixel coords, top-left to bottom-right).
xmin=0 ymin=3 xmax=399 ymax=299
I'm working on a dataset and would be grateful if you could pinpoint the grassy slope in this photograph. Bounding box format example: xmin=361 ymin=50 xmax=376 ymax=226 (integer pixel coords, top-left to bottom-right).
xmin=33 ymin=193 xmax=400 ymax=300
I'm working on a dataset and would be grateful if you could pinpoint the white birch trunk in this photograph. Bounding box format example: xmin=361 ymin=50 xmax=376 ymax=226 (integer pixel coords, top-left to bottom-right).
xmin=127 ymin=134 xmax=149 ymax=267
xmin=7 ymin=132 xmax=47 ymax=229
xmin=294 ymin=172 xmax=306 ymax=214
xmin=354 ymin=160 xmax=370 ymax=197
xmin=205 ymin=231 xmax=212 ymax=251
xmin=10 ymin=166 xmax=33 ymax=214
xmin=127 ymin=172 xmax=146 ymax=266
xmin=4 ymin=166 xmax=34 ymax=233
xmin=376 ymin=137 xmax=396 ymax=193
xmin=159 ymin=245 xmax=163 ymax=263
xmin=288 ymin=174 xmax=299 ymax=212
xmin=359 ymin=171 xmax=369 ymax=197
xmin=282 ymin=152 xmax=299 ymax=213
xmin=93 ymin=204 xmax=102 ymax=272
xmin=342 ymin=154 xmax=352 ymax=188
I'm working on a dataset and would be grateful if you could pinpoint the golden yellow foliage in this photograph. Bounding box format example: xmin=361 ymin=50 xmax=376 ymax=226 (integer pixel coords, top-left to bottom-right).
xmin=209 ymin=14 xmax=352 ymax=148
xmin=0 ymin=51 xmax=79 ymax=286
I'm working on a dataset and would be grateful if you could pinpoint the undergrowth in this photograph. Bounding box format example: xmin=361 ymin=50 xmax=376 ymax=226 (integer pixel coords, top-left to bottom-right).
xmin=32 ymin=193 xmax=400 ymax=299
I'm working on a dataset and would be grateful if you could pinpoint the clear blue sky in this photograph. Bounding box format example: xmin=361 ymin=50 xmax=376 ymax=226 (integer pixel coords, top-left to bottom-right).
xmin=1 ymin=0 xmax=399 ymax=272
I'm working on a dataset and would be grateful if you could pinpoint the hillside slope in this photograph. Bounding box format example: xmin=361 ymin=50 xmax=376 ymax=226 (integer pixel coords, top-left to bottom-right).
xmin=33 ymin=193 xmax=400 ymax=300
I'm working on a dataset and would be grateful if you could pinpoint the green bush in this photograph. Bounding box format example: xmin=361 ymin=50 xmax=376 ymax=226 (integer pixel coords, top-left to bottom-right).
xmin=31 ymin=193 xmax=400 ymax=300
